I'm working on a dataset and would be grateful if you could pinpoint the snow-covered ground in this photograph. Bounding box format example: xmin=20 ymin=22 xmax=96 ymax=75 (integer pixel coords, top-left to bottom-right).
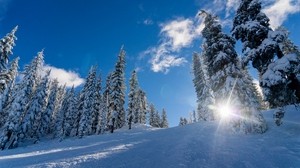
xmin=0 ymin=106 xmax=299 ymax=168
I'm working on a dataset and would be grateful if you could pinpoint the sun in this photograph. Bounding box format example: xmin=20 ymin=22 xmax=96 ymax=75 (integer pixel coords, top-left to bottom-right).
xmin=218 ymin=104 xmax=233 ymax=119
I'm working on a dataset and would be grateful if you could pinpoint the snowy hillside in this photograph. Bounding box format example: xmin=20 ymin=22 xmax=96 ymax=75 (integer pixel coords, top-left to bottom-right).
xmin=0 ymin=105 xmax=299 ymax=168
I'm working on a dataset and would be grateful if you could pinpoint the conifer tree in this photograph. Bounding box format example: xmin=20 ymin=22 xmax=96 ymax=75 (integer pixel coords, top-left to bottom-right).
xmin=111 ymin=47 xmax=126 ymax=129
xmin=0 ymin=26 xmax=18 ymax=93
xmin=44 ymin=80 xmax=59 ymax=135
xmin=0 ymin=57 xmax=19 ymax=128
xmin=51 ymin=84 xmax=66 ymax=138
xmin=96 ymin=76 xmax=107 ymax=134
xmin=28 ymin=70 xmax=51 ymax=143
xmin=0 ymin=50 xmax=44 ymax=149
xmin=161 ymin=108 xmax=168 ymax=128
xmin=104 ymin=72 xmax=113 ymax=129
xmin=192 ymin=53 xmax=215 ymax=121
xmin=201 ymin=11 xmax=267 ymax=133
xmin=59 ymin=86 xmax=77 ymax=138
xmin=137 ymin=89 xmax=148 ymax=124
xmin=78 ymin=66 xmax=97 ymax=137
xmin=261 ymin=28 xmax=300 ymax=108
xmin=149 ymin=103 xmax=156 ymax=127
xmin=128 ymin=70 xmax=139 ymax=126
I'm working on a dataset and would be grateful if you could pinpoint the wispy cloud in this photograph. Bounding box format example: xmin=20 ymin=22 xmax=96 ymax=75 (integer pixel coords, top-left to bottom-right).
xmin=263 ymin=0 xmax=300 ymax=29
xmin=143 ymin=19 xmax=154 ymax=25
xmin=142 ymin=17 xmax=205 ymax=73
xmin=43 ymin=65 xmax=84 ymax=88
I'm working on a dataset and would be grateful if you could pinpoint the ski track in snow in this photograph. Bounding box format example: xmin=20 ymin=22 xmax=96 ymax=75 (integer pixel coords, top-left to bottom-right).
xmin=0 ymin=106 xmax=299 ymax=168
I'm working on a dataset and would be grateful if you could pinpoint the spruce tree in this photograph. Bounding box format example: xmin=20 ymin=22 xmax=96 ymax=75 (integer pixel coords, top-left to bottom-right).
xmin=201 ymin=11 xmax=267 ymax=133
xmin=149 ymin=103 xmax=156 ymax=127
xmin=261 ymin=28 xmax=300 ymax=108
xmin=78 ymin=66 xmax=97 ymax=137
xmin=0 ymin=50 xmax=44 ymax=149
xmin=44 ymin=79 xmax=59 ymax=135
xmin=111 ymin=47 xmax=126 ymax=129
xmin=0 ymin=26 xmax=18 ymax=93
xmin=128 ymin=70 xmax=139 ymax=126
xmin=137 ymin=89 xmax=148 ymax=124
xmin=96 ymin=76 xmax=106 ymax=134
xmin=104 ymin=72 xmax=113 ymax=129
xmin=192 ymin=53 xmax=215 ymax=121
xmin=62 ymin=86 xmax=78 ymax=138
xmin=161 ymin=108 xmax=168 ymax=128
xmin=27 ymin=70 xmax=51 ymax=143
xmin=0 ymin=57 xmax=19 ymax=128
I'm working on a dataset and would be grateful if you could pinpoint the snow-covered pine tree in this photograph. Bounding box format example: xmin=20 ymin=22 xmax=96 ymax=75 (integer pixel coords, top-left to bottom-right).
xmin=0 ymin=57 xmax=19 ymax=128
xmin=154 ymin=110 xmax=161 ymax=128
xmin=261 ymin=28 xmax=300 ymax=108
xmin=78 ymin=66 xmax=97 ymax=137
xmin=111 ymin=46 xmax=126 ymax=129
xmin=27 ymin=70 xmax=51 ymax=143
xmin=149 ymin=103 xmax=156 ymax=127
xmin=231 ymin=0 xmax=280 ymax=76
xmin=44 ymin=79 xmax=59 ymax=135
xmin=91 ymin=73 xmax=102 ymax=134
xmin=160 ymin=108 xmax=168 ymax=128
xmin=51 ymin=84 xmax=66 ymax=138
xmin=200 ymin=11 xmax=267 ymax=133
xmin=96 ymin=76 xmax=107 ymax=134
xmin=179 ymin=117 xmax=188 ymax=126
xmin=55 ymin=89 xmax=69 ymax=140
xmin=62 ymin=86 xmax=78 ymax=138
xmin=0 ymin=26 xmax=18 ymax=93
xmin=128 ymin=70 xmax=139 ymax=126
xmin=192 ymin=52 xmax=215 ymax=121
xmin=104 ymin=72 xmax=113 ymax=130
xmin=0 ymin=50 xmax=44 ymax=149
xmin=91 ymin=74 xmax=101 ymax=134
xmin=137 ymin=89 xmax=147 ymax=124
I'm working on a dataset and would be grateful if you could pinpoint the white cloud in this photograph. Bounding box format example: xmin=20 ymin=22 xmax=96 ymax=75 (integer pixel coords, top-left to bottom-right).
xmin=263 ymin=0 xmax=300 ymax=29
xmin=160 ymin=19 xmax=196 ymax=51
xmin=142 ymin=17 xmax=205 ymax=73
xmin=225 ymin=0 xmax=240 ymax=17
xmin=43 ymin=65 xmax=84 ymax=88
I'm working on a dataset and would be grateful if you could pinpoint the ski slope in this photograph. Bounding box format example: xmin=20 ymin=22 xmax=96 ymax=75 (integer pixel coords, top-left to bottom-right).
xmin=0 ymin=106 xmax=299 ymax=168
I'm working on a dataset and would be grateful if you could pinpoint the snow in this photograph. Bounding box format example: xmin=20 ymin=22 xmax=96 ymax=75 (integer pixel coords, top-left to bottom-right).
xmin=0 ymin=106 xmax=299 ymax=168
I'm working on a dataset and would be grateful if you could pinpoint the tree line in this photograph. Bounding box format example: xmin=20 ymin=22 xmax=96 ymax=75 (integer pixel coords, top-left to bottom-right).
xmin=0 ymin=28 xmax=168 ymax=150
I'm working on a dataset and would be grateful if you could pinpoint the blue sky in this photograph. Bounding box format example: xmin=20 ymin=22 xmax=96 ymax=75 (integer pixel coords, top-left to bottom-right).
xmin=0 ymin=0 xmax=299 ymax=127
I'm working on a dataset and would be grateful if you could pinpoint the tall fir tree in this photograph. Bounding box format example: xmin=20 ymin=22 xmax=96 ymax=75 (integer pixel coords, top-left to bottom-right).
xmin=137 ymin=89 xmax=147 ymax=124
xmin=201 ymin=11 xmax=267 ymax=133
xmin=95 ymin=76 xmax=107 ymax=134
xmin=0 ymin=50 xmax=44 ymax=149
xmin=104 ymin=72 xmax=113 ymax=129
xmin=160 ymin=108 xmax=168 ymax=128
xmin=44 ymin=79 xmax=59 ymax=135
xmin=192 ymin=52 xmax=215 ymax=121
xmin=27 ymin=70 xmax=51 ymax=143
xmin=0 ymin=26 xmax=18 ymax=93
xmin=78 ymin=66 xmax=97 ymax=137
xmin=149 ymin=103 xmax=156 ymax=127
xmin=0 ymin=57 xmax=19 ymax=128
xmin=127 ymin=70 xmax=139 ymax=126
xmin=111 ymin=46 xmax=126 ymax=129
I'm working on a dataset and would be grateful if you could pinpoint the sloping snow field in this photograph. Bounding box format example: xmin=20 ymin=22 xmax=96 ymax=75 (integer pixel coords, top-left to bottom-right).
xmin=0 ymin=105 xmax=299 ymax=168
